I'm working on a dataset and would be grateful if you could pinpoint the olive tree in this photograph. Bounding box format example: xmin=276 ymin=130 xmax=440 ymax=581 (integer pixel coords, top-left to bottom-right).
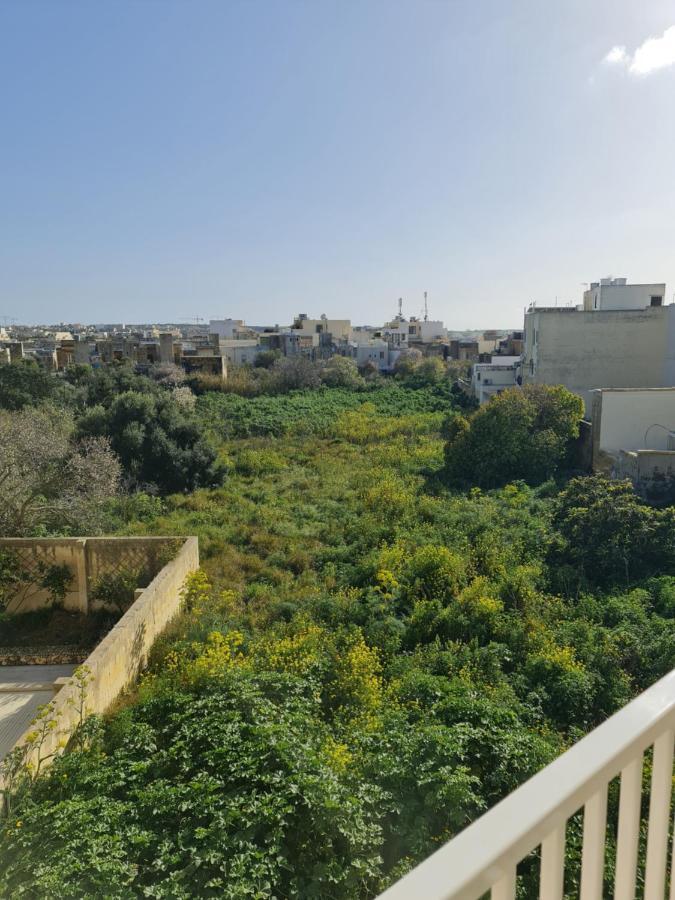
xmin=321 ymin=356 xmax=365 ymax=389
xmin=0 ymin=406 xmax=121 ymax=536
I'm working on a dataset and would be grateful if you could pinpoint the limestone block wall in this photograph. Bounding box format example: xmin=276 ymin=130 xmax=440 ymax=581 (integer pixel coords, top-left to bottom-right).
xmin=0 ymin=536 xmax=199 ymax=789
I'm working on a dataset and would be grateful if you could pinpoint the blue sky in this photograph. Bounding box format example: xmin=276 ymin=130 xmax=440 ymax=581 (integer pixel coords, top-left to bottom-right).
xmin=1 ymin=0 xmax=675 ymax=328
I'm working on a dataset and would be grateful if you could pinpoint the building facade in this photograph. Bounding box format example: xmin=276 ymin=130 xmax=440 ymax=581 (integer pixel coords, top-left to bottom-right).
xmin=522 ymin=304 xmax=675 ymax=415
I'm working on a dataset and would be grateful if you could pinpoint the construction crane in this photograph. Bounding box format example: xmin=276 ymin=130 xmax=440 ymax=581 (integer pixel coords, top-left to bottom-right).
xmin=181 ymin=316 xmax=205 ymax=323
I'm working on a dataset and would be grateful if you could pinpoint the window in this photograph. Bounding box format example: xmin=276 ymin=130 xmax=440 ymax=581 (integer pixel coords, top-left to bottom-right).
xmin=650 ymin=296 xmax=663 ymax=307
xmin=380 ymin=351 xmax=384 ymax=359
xmin=408 ymin=325 xmax=415 ymax=335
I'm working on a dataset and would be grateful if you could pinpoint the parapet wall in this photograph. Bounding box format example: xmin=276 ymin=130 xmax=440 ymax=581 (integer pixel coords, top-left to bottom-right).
xmin=1 ymin=536 xmax=199 ymax=793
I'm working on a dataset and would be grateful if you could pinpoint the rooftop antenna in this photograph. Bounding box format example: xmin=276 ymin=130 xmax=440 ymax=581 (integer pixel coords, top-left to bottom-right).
xmin=424 ymin=291 xmax=428 ymax=322
xmin=398 ymin=297 xmax=403 ymax=318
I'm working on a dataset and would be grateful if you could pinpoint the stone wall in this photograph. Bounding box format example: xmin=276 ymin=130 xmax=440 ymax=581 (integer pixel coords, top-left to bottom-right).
xmin=1 ymin=536 xmax=199 ymax=791
xmin=0 ymin=536 xmax=184 ymax=614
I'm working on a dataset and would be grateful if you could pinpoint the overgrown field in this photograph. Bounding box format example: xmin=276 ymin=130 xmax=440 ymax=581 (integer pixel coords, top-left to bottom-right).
xmin=1 ymin=384 xmax=674 ymax=898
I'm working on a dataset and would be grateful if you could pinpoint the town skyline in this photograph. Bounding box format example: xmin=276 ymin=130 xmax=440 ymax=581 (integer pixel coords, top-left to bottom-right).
xmin=3 ymin=0 xmax=675 ymax=327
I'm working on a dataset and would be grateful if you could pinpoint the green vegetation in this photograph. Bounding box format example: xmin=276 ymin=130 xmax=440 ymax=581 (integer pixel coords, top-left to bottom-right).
xmin=0 ymin=405 xmax=121 ymax=537
xmin=0 ymin=364 xmax=673 ymax=898
xmin=76 ymin=389 xmax=225 ymax=493
xmin=444 ymin=384 xmax=584 ymax=487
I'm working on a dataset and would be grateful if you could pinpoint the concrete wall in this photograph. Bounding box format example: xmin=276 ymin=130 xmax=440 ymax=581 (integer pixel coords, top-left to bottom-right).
xmin=1 ymin=537 xmax=198 ymax=790
xmin=616 ymin=449 xmax=675 ymax=482
xmin=583 ymin=283 xmax=665 ymax=311
xmin=523 ymin=306 xmax=675 ymax=415
xmin=220 ymin=340 xmax=261 ymax=366
xmin=592 ymin=389 xmax=675 ymax=459
xmin=419 ymin=321 xmax=447 ymax=342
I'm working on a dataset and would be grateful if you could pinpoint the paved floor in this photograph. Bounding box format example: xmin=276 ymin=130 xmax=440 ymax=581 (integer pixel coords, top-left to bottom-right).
xmin=0 ymin=665 xmax=75 ymax=685
xmin=0 ymin=665 xmax=75 ymax=761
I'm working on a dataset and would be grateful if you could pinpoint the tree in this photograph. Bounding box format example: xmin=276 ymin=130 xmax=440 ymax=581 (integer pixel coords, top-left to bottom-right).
xmin=321 ymin=356 xmax=366 ymax=390
xmin=408 ymin=356 xmax=446 ymax=387
xmin=148 ymin=363 xmax=186 ymax=387
xmin=393 ymin=349 xmax=423 ymax=379
xmin=0 ymin=360 xmax=71 ymax=411
xmin=0 ymin=406 xmax=121 ymax=536
xmin=76 ymin=390 xmax=225 ymax=493
xmin=270 ymin=356 xmax=322 ymax=392
xmin=253 ymin=349 xmax=281 ymax=369
xmin=550 ymin=475 xmax=675 ymax=589
xmin=444 ymin=384 xmax=584 ymax=487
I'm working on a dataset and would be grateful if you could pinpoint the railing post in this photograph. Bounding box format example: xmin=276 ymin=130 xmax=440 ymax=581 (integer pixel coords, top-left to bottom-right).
xmin=492 ymin=869 xmax=516 ymax=900
xmin=579 ymin=789 xmax=608 ymax=900
xmin=540 ymin=826 xmax=566 ymax=900
xmin=644 ymin=729 xmax=674 ymax=900
xmin=614 ymin=756 xmax=643 ymax=900
xmin=72 ymin=538 xmax=89 ymax=614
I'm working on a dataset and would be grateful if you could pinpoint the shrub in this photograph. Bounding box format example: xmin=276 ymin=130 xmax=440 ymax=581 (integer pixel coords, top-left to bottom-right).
xmin=550 ymin=475 xmax=675 ymax=589
xmin=0 ymin=672 xmax=385 ymax=898
xmin=90 ymin=567 xmax=142 ymax=615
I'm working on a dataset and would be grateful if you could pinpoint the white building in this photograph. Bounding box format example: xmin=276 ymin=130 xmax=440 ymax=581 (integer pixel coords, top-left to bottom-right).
xmin=352 ymin=339 xmax=391 ymax=372
xmin=379 ymin=317 xmax=412 ymax=347
xmin=219 ymin=339 xmax=261 ymax=366
xmin=209 ymin=319 xmax=245 ymax=339
xmin=471 ymin=357 xmax=520 ymax=404
xmin=416 ymin=319 xmax=448 ymax=343
xmin=583 ymin=277 xmax=666 ymax=312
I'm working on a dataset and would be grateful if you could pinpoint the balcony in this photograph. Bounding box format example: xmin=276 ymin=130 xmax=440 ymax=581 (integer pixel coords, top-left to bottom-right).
xmin=379 ymin=668 xmax=675 ymax=899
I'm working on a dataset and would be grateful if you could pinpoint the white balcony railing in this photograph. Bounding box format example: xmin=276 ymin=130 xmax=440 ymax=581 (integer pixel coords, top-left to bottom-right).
xmin=378 ymin=668 xmax=675 ymax=900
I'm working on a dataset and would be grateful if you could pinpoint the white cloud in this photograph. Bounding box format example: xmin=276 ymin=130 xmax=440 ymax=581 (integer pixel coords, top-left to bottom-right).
xmin=630 ymin=25 xmax=675 ymax=75
xmin=602 ymin=25 xmax=675 ymax=76
xmin=604 ymin=45 xmax=627 ymax=65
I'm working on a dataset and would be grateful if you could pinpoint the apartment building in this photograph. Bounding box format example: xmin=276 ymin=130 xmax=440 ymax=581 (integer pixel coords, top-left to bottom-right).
xmin=522 ymin=278 xmax=675 ymax=415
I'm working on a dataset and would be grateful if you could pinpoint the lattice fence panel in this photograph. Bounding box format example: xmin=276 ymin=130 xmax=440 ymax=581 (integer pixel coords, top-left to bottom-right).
xmin=86 ymin=539 xmax=182 ymax=596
